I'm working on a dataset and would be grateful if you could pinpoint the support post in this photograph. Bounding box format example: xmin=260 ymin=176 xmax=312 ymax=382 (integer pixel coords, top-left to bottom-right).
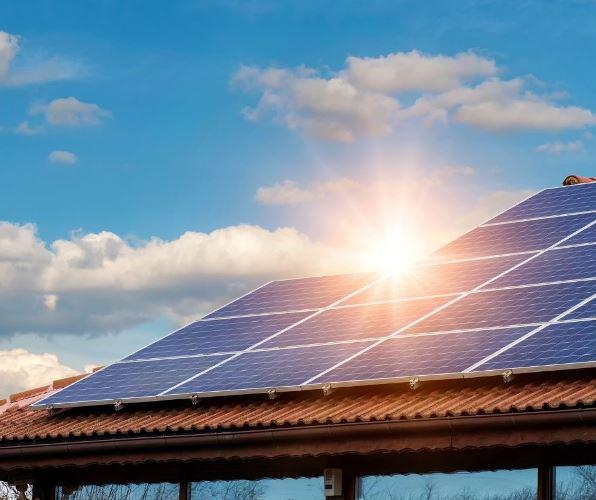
xmin=538 ymin=466 xmax=555 ymax=500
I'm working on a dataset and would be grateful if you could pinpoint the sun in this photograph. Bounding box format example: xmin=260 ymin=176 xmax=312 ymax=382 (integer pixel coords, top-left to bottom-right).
xmin=364 ymin=228 xmax=419 ymax=274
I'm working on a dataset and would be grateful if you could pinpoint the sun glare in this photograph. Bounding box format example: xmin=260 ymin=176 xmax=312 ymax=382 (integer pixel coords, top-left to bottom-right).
xmin=365 ymin=229 xmax=419 ymax=274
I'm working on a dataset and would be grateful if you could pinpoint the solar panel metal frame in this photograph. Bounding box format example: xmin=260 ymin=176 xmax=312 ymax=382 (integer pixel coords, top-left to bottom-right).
xmin=32 ymin=184 xmax=596 ymax=409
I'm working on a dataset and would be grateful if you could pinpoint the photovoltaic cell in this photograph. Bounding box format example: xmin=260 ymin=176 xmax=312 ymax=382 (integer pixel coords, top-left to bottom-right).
xmin=486 ymin=245 xmax=596 ymax=288
xmin=264 ymin=297 xmax=451 ymax=348
xmin=344 ymin=254 xmax=530 ymax=306
xmin=406 ymin=281 xmax=596 ymax=334
xmin=36 ymin=355 xmax=229 ymax=406
xmin=477 ymin=321 xmax=596 ymax=370
xmin=125 ymin=311 xmax=310 ymax=360
xmin=432 ymin=213 xmax=595 ymax=261
xmin=562 ymin=297 xmax=596 ymax=320
xmin=205 ymin=273 xmax=378 ymax=318
xmin=559 ymin=224 xmax=596 ymax=246
xmin=314 ymin=326 xmax=534 ymax=383
xmin=488 ymin=183 xmax=596 ymax=224
xmin=165 ymin=342 xmax=373 ymax=395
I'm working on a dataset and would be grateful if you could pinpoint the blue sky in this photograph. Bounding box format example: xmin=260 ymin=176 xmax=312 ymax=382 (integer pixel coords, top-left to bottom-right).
xmin=2 ymin=0 xmax=596 ymax=393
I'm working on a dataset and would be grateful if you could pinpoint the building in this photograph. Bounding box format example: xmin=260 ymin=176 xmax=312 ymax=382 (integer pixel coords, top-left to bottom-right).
xmin=1 ymin=177 xmax=595 ymax=500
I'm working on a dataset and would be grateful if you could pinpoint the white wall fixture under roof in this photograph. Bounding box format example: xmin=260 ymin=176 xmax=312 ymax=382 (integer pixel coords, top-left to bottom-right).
xmin=33 ymin=181 xmax=596 ymax=409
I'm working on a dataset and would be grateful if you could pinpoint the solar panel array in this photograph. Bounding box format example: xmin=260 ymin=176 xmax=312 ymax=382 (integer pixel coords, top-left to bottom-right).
xmin=34 ymin=182 xmax=596 ymax=409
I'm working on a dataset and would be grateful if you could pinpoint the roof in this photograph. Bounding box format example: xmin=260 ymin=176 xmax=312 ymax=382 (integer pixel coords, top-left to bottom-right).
xmin=1 ymin=369 xmax=595 ymax=445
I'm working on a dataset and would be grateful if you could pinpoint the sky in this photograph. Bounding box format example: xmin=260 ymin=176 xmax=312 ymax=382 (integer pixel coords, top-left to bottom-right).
xmin=2 ymin=0 xmax=596 ymax=395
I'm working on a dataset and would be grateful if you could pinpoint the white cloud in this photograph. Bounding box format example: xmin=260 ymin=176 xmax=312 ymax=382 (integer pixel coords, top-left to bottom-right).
xmin=255 ymin=177 xmax=359 ymax=205
xmin=0 ymin=222 xmax=352 ymax=337
xmin=235 ymin=52 xmax=596 ymax=139
xmin=0 ymin=348 xmax=76 ymax=396
xmin=236 ymin=66 xmax=399 ymax=142
xmin=15 ymin=120 xmax=41 ymax=136
xmin=345 ymin=50 xmax=497 ymax=93
xmin=536 ymin=140 xmax=585 ymax=154
xmin=0 ymin=31 xmax=19 ymax=81
xmin=0 ymin=30 xmax=84 ymax=87
xmin=49 ymin=150 xmax=78 ymax=165
xmin=31 ymin=97 xmax=111 ymax=126
xmin=455 ymin=100 xmax=596 ymax=131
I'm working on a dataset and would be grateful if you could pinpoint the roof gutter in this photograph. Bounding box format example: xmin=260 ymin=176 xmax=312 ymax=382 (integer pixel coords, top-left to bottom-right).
xmin=0 ymin=408 xmax=595 ymax=461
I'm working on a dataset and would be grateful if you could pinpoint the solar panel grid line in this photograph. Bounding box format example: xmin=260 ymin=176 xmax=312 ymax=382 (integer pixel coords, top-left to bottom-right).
xmin=158 ymin=273 xmax=390 ymax=396
xmin=478 ymin=276 xmax=596 ymax=293
xmin=463 ymin=292 xmax=596 ymax=372
xmin=198 ymin=307 xmax=321 ymax=322
xmin=480 ymin=209 xmax=596 ymax=227
xmin=556 ymin=241 xmax=596 ymax=250
xmin=302 ymin=216 xmax=596 ymax=386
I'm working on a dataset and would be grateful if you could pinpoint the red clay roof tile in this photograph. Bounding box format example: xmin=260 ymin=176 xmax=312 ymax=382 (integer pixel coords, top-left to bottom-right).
xmin=0 ymin=369 xmax=595 ymax=444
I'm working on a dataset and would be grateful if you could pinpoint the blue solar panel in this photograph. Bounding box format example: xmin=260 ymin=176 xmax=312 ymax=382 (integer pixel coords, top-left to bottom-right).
xmin=489 ymin=183 xmax=596 ymax=224
xmin=33 ymin=180 xmax=596 ymax=410
xmin=264 ymin=297 xmax=451 ymax=348
xmin=36 ymin=355 xmax=229 ymax=406
xmin=205 ymin=273 xmax=377 ymax=318
xmin=165 ymin=342 xmax=373 ymax=395
xmin=562 ymin=297 xmax=596 ymax=320
xmin=125 ymin=311 xmax=310 ymax=361
xmin=432 ymin=213 xmax=595 ymax=261
xmin=487 ymin=245 xmax=596 ymax=288
xmin=407 ymin=281 xmax=596 ymax=334
xmin=314 ymin=327 xmax=534 ymax=383
xmin=345 ymin=254 xmax=529 ymax=305
xmin=477 ymin=321 xmax=596 ymax=370
xmin=559 ymin=224 xmax=596 ymax=246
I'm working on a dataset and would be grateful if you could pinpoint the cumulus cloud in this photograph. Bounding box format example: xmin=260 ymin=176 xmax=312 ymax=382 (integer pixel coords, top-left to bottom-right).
xmin=0 ymin=348 xmax=76 ymax=396
xmin=235 ymin=52 xmax=596 ymax=140
xmin=536 ymin=140 xmax=585 ymax=154
xmin=0 ymin=222 xmax=352 ymax=338
xmin=49 ymin=150 xmax=78 ymax=165
xmin=236 ymin=65 xmax=399 ymax=142
xmin=30 ymin=97 xmax=111 ymax=126
xmin=345 ymin=50 xmax=497 ymax=93
xmin=0 ymin=30 xmax=84 ymax=86
xmin=255 ymin=177 xmax=359 ymax=205
xmin=455 ymin=100 xmax=596 ymax=131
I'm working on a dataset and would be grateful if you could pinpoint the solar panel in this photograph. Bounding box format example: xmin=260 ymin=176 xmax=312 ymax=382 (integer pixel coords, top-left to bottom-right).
xmin=487 ymin=245 xmax=596 ymax=288
xmin=205 ymin=272 xmax=378 ymax=318
xmin=477 ymin=320 xmax=596 ymax=370
xmin=488 ymin=182 xmax=596 ymax=224
xmin=313 ymin=326 xmax=534 ymax=384
xmin=265 ymin=297 xmax=450 ymax=348
xmin=33 ymin=184 xmax=596 ymax=409
xmin=432 ymin=213 xmax=594 ymax=261
xmin=344 ymin=254 xmax=530 ymax=305
xmin=165 ymin=342 xmax=373 ymax=396
xmin=559 ymin=224 xmax=596 ymax=246
xmin=38 ymin=355 xmax=230 ymax=406
xmin=125 ymin=311 xmax=310 ymax=360
xmin=406 ymin=281 xmax=596 ymax=334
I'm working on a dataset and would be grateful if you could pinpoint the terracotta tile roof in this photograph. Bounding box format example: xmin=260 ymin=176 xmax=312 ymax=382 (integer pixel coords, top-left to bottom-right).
xmin=0 ymin=370 xmax=595 ymax=445
xmin=562 ymin=174 xmax=596 ymax=185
